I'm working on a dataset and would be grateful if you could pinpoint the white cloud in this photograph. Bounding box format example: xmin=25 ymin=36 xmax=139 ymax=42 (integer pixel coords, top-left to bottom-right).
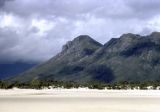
xmin=0 ymin=13 xmax=20 ymax=28
xmin=147 ymin=15 xmax=160 ymax=31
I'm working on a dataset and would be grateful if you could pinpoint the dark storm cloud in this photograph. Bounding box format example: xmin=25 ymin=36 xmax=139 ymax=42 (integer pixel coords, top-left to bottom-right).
xmin=2 ymin=0 xmax=160 ymax=19
xmin=0 ymin=28 xmax=19 ymax=63
xmin=0 ymin=0 xmax=13 ymax=8
xmin=0 ymin=0 xmax=5 ymax=7
xmin=125 ymin=0 xmax=160 ymax=19
xmin=3 ymin=0 xmax=98 ymax=17
xmin=0 ymin=0 xmax=160 ymax=63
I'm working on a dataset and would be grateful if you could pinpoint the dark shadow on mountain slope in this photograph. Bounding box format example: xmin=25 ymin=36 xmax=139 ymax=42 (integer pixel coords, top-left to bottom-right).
xmin=121 ymin=41 xmax=157 ymax=57
xmin=58 ymin=65 xmax=84 ymax=75
xmin=85 ymin=64 xmax=114 ymax=83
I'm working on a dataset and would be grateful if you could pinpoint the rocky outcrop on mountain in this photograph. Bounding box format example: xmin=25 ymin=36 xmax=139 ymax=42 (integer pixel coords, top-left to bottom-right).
xmin=11 ymin=32 xmax=160 ymax=83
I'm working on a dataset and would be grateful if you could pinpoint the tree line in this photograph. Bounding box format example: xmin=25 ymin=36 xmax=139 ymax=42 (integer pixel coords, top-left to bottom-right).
xmin=1 ymin=80 xmax=160 ymax=90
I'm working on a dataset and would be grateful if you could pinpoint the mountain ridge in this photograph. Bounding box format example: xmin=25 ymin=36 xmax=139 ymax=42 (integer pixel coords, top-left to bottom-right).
xmin=11 ymin=32 xmax=160 ymax=83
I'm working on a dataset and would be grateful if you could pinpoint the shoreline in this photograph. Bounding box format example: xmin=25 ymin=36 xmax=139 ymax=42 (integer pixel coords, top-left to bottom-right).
xmin=1 ymin=88 xmax=160 ymax=97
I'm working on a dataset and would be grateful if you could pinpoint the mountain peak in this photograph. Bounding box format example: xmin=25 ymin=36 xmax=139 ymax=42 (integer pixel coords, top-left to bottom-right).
xmin=120 ymin=33 xmax=140 ymax=39
xmin=11 ymin=32 xmax=160 ymax=83
xmin=62 ymin=35 xmax=102 ymax=52
xmin=74 ymin=35 xmax=92 ymax=41
xmin=103 ymin=33 xmax=140 ymax=52
xmin=150 ymin=32 xmax=160 ymax=37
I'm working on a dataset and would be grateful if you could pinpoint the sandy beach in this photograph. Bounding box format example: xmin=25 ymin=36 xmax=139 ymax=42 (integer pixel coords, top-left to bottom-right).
xmin=0 ymin=89 xmax=160 ymax=112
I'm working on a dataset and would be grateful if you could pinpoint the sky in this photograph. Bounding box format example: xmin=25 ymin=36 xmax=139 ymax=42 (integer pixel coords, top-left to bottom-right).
xmin=0 ymin=0 xmax=160 ymax=64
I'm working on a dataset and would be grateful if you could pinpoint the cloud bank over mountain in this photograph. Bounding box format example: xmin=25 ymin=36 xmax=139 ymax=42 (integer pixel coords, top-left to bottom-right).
xmin=0 ymin=0 xmax=160 ymax=63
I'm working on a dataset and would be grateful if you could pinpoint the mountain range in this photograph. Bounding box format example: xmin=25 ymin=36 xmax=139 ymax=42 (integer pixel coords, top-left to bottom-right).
xmin=0 ymin=62 xmax=36 ymax=80
xmin=11 ymin=32 xmax=160 ymax=83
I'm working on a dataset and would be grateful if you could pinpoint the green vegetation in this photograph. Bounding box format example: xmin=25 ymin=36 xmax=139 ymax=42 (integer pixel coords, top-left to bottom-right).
xmin=1 ymin=80 xmax=160 ymax=90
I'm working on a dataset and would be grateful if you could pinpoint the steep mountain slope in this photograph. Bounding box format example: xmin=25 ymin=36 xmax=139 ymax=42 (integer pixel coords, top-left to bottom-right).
xmin=11 ymin=32 xmax=160 ymax=83
xmin=84 ymin=32 xmax=160 ymax=82
xmin=12 ymin=35 xmax=102 ymax=82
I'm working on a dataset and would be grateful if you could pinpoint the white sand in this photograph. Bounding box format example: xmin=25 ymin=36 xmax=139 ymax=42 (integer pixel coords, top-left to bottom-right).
xmin=0 ymin=88 xmax=160 ymax=112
